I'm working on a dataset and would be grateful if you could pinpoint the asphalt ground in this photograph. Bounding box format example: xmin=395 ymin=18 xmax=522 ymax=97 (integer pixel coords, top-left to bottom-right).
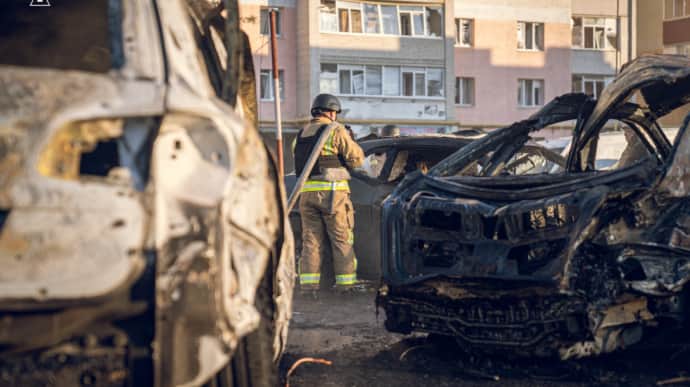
xmin=279 ymin=287 xmax=690 ymax=387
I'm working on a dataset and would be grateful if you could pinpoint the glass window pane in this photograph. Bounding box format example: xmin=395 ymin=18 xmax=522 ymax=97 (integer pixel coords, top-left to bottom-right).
xmin=400 ymin=6 xmax=423 ymax=11
xmin=595 ymin=27 xmax=605 ymax=49
xmin=525 ymin=80 xmax=533 ymax=105
xmin=455 ymin=78 xmax=460 ymax=104
xmin=364 ymin=4 xmax=380 ymax=33
xmin=320 ymin=0 xmax=337 ymax=32
xmin=517 ymin=22 xmax=525 ymax=49
xmin=535 ymin=23 xmax=544 ymax=50
xmin=381 ymin=6 xmax=399 ymax=35
xmin=572 ymin=17 xmax=582 ymax=47
xmin=402 ymin=72 xmax=414 ymax=96
xmin=596 ymin=81 xmax=605 ymax=98
xmin=463 ymin=78 xmax=474 ymax=105
xmin=462 ymin=19 xmax=473 ymax=45
xmin=534 ymin=80 xmax=542 ymax=105
xmin=365 ymin=65 xmax=382 ymax=95
xmin=518 ymin=80 xmax=524 ymax=105
xmin=351 ymin=9 xmax=363 ymax=33
xmin=525 ymin=22 xmax=533 ymax=49
xmin=260 ymin=9 xmax=269 ymax=34
xmin=260 ymin=70 xmax=271 ymax=99
xmin=572 ymin=75 xmax=582 ymax=92
xmin=413 ymin=13 xmax=424 ymax=35
xmin=339 ymin=8 xmax=350 ymax=32
xmin=278 ymin=70 xmax=285 ymax=100
xmin=320 ymin=63 xmax=338 ymax=93
xmin=340 ymin=70 xmax=352 ymax=94
xmin=383 ymin=66 xmax=400 ymax=95
xmin=414 ymin=72 xmax=425 ymax=96
xmin=584 ymin=27 xmax=594 ymax=48
xmin=427 ymin=68 xmax=443 ymax=97
xmin=352 ymin=69 xmax=365 ymax=94
xmin=400 ymin=13 xmax=411 ymax=35
xmin=426 ymin=7 xmax=443 ymax=37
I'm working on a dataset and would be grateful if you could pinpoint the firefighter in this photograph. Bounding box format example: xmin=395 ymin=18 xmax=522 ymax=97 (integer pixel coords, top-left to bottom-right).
xmin=294 ymin=94 xmax=365 ymax=292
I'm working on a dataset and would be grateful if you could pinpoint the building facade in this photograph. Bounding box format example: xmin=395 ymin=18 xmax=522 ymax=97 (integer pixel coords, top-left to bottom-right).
xmin=637 ymin=0 xmax=690 ymax=128
xmin=239 ymin=0 xmax=645 ymax=168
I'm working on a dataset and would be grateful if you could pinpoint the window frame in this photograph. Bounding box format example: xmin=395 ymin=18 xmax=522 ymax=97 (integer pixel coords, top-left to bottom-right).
xmin=455 ymin=77 xmax=475 ymax=106
xmin=664 ymin=0 xmax=690 ymax=20
xmin=455 ymin=18 xmax=474 ymax=47
xmin=320 ymin=63 xmax=444 ymax=99
xmin=572 ymin=16 xmax=613 ymax=51
xmin=259 ymin=69 xmax=285 ymax=101
xmin=572 ymin=75 xmax=612 ymax=99
xmin=517 ymin=21 xmax=544 ymax=51
xmin=517 ymin=79 xmax=544 ymax=107
xmin=318 ymin=1 xmax=442 ymax=38
xmin=260 ymin=7 xmax=281 ymax=36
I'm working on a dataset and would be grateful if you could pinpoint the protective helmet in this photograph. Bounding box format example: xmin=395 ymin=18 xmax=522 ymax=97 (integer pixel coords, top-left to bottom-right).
xmin=380 ymin=124 xmax=401 ymax=137
xmin=311 ymin=93 xmax=342 ymax=116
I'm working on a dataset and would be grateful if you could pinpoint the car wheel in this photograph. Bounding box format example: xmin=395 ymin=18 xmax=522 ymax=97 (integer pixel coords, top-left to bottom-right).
xmin=204 ymin=262 xmax=277 ymax=387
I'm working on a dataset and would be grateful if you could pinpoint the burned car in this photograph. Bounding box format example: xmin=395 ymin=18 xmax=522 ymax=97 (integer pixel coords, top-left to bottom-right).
xmin=0 ymin=1 xmax=293 ymax=386
xmin=379 ymin=55 xmax=690 ymax=359
xmin=287 ymin=134 xmax=477 ymax=279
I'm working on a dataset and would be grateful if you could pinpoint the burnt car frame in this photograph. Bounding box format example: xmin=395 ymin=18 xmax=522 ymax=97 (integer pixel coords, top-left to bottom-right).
xmin=378 ymin=55 xmax=690 ymax=359
xmin=0 ymin=1 xmax=293 ymax=386
xmin=287 ymin=134 xmax=477 ymax=279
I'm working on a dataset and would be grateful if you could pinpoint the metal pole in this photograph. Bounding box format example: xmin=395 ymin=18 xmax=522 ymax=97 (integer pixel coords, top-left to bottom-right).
xmin=269 ymin=8 xmax=284 ymax=178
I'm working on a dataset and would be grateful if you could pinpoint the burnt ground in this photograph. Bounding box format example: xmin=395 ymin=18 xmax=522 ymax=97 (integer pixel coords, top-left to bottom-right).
xmin=279 ymin=287 xmax=690 ymax=387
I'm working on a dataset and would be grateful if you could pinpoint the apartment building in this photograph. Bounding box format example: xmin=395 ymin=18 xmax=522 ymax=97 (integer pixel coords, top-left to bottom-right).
xmin=570 ymin=0 xmax=631 ymax=100
xmin=452 ymin=0 xmax=572 ymax=127
xmin=298 ymin=0 xmax=456 ymax=137
xmin=636 ymin=0 xmax=690 ymax=128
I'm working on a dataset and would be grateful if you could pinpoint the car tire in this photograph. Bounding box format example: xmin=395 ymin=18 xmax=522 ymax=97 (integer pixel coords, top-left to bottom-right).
xmin=204 ymin=262 xmax=277 ymax=387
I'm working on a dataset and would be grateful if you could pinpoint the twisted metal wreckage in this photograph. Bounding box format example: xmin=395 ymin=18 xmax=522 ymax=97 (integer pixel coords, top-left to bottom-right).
xmin=378 ymin=55 xmax=690 ymax=360
xmin=0 ymin=0 xmax=293 ymax=386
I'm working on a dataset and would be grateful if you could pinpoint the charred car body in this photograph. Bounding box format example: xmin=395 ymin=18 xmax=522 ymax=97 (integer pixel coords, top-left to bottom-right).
xmin=286 ymin=134 xmax=477 ymax=280
xmin=0 ymin=1 xmax=293 ymax=386
xmin=379 ymin=55 xmax=690 ymax=359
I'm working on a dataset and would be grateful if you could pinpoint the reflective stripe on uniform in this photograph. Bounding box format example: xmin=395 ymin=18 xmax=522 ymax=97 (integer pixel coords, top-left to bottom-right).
xmin=322 ymin=128 xmax=337 ymax=156
xmin=300 ymin=273 xmax=321 ymax=285
xmin=335 ymin=273 xmax=357 ymax=285
xmin=347 ymin=229 xmax=354 ymax=245
xmin=301 ymin=180 xmax=350 ymax=193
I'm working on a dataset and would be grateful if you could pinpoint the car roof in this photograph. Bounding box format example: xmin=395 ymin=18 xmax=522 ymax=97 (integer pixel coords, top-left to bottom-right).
xmin=359 ymin=134 xmax=479 ymax=152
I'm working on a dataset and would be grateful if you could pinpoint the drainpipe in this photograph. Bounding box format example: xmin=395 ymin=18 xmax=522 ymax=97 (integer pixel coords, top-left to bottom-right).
xmin=269 ymin=8 xmax=284 ymax=178
xmin=628 ymin=0 xmax=633 ymax=63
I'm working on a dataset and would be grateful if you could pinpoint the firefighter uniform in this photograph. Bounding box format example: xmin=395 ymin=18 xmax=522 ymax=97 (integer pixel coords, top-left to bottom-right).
xmin=294 ymin=115 xmax=365 ymax=290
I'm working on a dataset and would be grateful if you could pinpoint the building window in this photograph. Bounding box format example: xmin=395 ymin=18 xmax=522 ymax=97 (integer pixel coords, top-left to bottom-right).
xmin=572 ymin=17 xmax=616 ymax=50
xmin=320 ymin=63 xmax=338 ymax=94
xmin=425 ymin=7 xmax=443 ymax=37
xmin=363 ymin=3 xmax=380 ymax=33
xmin=399 ymin=6 xmax=424 ymax=36
xmin=338 ymin=1 xmax=363 ymax=33
xmin=518 ymin=79 xmax=543 ymax=107
xmin=260 ymin=69 xmax=285 ymax=100
xmin=319 ymin=1 xmax=442 ymax=37
xmin=320 ymin=63 xmax=443 ymax=98
xmin=664 ymin=43 xmax=690 ymax=57
xmin=365 ymin=65 xmax=382 ymax=95
xmin=455 ymin=18 xmax=473 ymax=46
xmin=260 ymin=8 xmax=281 ymax=36
xmin=383 ymin=66 xmax=400 ymax=95
xmin=572 ymin=75 xmax=611 ymax=99
xmin=320 ymin=0 xmax=338 ymax=32
xmin=665 ymin=0 xmax=690 ymax=19
xmin=380 ymin=5 xmax=399 ymax=35
xmin=455 ymin=77 xmax=474 ymax=105
xmin=517 ymin=21 xmax=544 ymax=51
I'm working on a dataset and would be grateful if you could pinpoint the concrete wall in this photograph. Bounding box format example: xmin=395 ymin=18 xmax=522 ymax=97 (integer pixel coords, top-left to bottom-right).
xmin=453 ymin=0 xmax=572 ymax=126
